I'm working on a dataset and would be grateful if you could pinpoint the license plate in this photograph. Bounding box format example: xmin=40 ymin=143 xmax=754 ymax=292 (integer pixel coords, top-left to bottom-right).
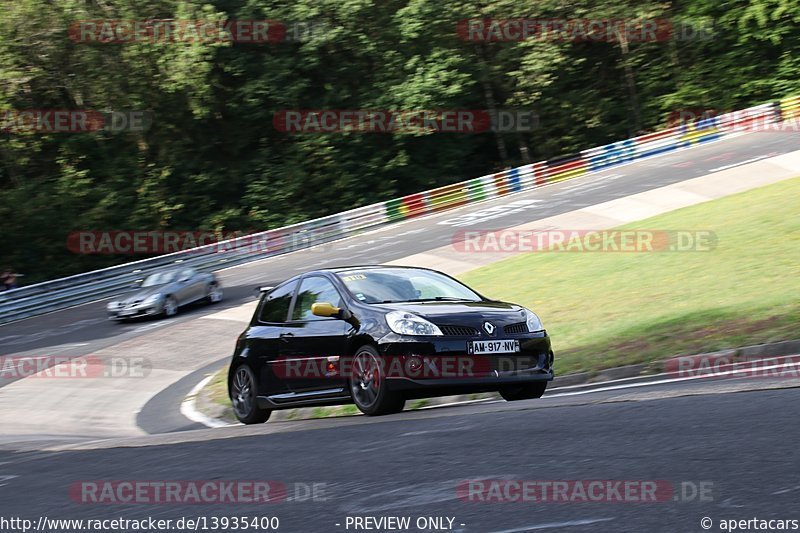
xmin=467 ymin=339 xmax=520 ymax=355
xmin=118 ymin=309 xmax=136 ymax=316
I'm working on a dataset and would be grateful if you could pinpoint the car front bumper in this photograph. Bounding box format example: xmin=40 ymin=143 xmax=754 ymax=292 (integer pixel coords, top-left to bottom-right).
xmin=375 ymin=331 xmax=554 ymax=390
xmin=107 ymin=301 xmax=163 ymax=320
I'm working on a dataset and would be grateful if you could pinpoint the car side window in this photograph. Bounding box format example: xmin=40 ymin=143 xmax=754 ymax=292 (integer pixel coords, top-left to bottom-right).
xmin=292 ymin=277 xmax=343 ymax=321
xmin=258 ymin=281 xmax=298 ymax=323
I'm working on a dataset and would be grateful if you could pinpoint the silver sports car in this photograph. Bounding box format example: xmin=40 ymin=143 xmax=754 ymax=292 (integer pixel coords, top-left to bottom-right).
xmin=106 ymin=267 xmax=222 ymax=321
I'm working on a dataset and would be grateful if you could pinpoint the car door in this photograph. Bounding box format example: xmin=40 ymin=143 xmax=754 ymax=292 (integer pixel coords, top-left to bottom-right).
xmin=177 ymin=268 xmax=204 ymax=304
xmin=280 ymin=275 xmax=348 ymax=393
xmin=249 ymin=281 xmax=298 ymax=396
xmin=170 ymin=268 xmax=194 ymax=305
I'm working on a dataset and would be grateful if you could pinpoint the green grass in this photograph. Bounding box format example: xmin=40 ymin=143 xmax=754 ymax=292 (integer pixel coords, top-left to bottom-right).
xmin=207 ymin=367 xmax=231 ymax=407
xmin=310 ymin=405 xmax=360 ymax=418
xmin=461 ymin=177 xmax=800 ymax=374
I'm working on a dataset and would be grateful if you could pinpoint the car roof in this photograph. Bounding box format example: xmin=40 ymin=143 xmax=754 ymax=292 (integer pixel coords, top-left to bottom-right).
xmin=263 ymin=265 xmax=441 ymax=291
xmin=325 ymin=265 xmax=432 ymax=273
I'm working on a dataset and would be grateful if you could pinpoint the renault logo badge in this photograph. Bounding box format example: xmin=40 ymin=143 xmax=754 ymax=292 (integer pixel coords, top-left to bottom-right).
xmin=483 ymin=321 xmax=495 ymax=335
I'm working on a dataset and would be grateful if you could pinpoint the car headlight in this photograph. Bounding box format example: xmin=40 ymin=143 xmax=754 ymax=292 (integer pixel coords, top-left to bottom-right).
xmin=106 ymin=301 xmax=120 ymax=310
xmin=385 ymin=311 xmax=443 ymax=336
xmin=523 ymin=308 xmax=544 ymax=332
xmin=142 ymin=294 xmax=162 ymax=305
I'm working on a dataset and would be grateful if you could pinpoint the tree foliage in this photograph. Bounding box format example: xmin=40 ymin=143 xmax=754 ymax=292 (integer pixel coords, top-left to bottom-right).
xmin=1 ymin=0 xmax=797 ymax=281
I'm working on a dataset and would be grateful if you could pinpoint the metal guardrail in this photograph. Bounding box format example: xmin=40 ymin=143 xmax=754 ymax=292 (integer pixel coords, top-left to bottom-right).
xmin=0 ymin=204 xmax=384 ymax=324
xmin=780 ymin=95 xmax=800 ymax=121
xmin=0 ymin=95 xmax=794 ymax=325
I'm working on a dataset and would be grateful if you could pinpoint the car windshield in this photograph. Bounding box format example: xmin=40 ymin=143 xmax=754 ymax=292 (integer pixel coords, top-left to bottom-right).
xmin=336 ymin=268 xmax=481 ymax=304
xmin=141 ymin=271 xmax=177 ymax=287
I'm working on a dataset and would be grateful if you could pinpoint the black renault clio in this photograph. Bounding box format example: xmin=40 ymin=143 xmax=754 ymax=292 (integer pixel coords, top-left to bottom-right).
xmin=228 ymin=266 xmax=554 ymax=423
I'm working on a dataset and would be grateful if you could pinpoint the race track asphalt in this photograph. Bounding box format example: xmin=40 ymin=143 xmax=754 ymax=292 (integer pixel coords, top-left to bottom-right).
xmin=0 ymin=377 xmax=797 ymax=532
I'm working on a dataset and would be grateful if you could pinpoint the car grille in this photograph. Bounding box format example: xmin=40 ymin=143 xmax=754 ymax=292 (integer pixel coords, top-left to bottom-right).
xmin=504 ymin=322 xmax=528 ymax=334
xmin=439 ymin=325 xmax=480 ymax=337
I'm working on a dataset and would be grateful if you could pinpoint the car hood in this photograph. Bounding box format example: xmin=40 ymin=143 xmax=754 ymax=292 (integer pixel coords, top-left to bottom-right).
xmin=379 ymin=300 xmax=527 ymax=325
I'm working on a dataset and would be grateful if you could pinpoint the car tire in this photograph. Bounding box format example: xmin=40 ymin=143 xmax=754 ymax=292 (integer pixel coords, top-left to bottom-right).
xmin=349 ymin=345 xmax=405 ymax=416
xmin=230 ymin=364 xmax=271 ymax=424
xmin=499 ymin=381 xmax=548 ymax=401
xmin=206 ymin=283 xmax=223 ymax=304
xmin=163 ymin=296 xmax=178 ymax=317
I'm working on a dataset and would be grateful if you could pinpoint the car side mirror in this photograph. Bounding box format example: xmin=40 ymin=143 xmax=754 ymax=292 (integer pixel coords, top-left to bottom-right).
xmin=132 ymin=279 xmax=143 ymax=287
xmin=311 ymin=302 xmax=340 ymax=318
xmin=312 ymin=302 xmax=354 ymax=320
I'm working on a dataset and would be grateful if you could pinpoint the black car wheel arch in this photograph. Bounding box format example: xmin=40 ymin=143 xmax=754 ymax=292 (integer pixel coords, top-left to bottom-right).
xmin=349 ymin=344 xmax=406 ymax=416
xmin=230 ymin=364 xmax=271 ymax=424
